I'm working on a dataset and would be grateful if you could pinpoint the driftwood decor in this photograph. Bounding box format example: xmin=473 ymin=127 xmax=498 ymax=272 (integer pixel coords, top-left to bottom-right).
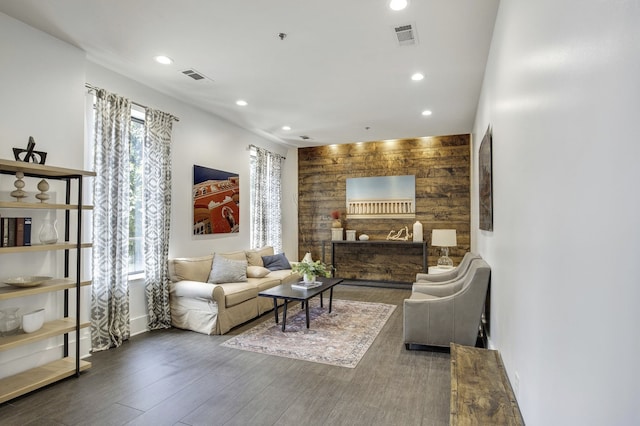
xmin=386 ymin=226 xmax=412 ymax=241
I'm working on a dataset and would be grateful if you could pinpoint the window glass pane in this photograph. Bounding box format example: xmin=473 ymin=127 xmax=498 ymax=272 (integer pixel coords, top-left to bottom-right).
xmin=129 ymin=118 xmax=144 ymax=274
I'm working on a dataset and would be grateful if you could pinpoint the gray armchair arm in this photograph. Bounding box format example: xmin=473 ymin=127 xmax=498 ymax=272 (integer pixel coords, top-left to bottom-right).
xmin=412 ymin=280 xmax=463 ymax=297
xmin=415 ymin=269 xmax=457 ymax=282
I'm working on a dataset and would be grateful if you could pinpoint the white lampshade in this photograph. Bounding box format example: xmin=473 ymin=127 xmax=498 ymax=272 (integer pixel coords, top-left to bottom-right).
xmin=432 ymin=229 xmax=457 ymax=269
xmin=431 ymin=229 xmax=457 ymax=247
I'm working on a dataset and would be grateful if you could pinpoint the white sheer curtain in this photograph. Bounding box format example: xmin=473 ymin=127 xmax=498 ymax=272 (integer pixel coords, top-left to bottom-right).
xmin=143 ymin=108 xmax=175 ymax=330
xmin=90 ymin=89 xmax=131 ymax=351
xmin=250 ymin=146 xmax=285 ymax=253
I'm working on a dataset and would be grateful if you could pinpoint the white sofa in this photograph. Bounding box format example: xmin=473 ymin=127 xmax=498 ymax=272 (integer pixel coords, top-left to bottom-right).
xmin=168 ymin=246 xmax=300 ymax=335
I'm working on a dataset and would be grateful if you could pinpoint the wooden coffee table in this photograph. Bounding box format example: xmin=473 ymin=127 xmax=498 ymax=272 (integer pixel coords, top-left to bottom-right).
xmin=258 ymin=277 xmax=343 ymax=331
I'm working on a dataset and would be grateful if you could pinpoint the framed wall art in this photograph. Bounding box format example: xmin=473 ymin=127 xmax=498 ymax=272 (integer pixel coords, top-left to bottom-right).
xmin=478 ymin=125 xmax=493 ymax=231
xmin=193 ymin=165 xmax=240 ymax=235
xmin=346 ymin=175 xmax=416 ymax=219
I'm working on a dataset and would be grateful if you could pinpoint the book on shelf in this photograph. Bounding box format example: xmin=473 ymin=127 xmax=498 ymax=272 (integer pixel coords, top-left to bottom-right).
xmin=16 ymin=217 xmax=24 ymax=246
xmin=23 ymin=217 xmax=32 ymax=246
xmin=7 ymin=217 xmax=16 ymax=247
xmin=0 ymin=217 xmax=7 ymax=247
xmin=0 ymin=217 xmax=32 ymax=247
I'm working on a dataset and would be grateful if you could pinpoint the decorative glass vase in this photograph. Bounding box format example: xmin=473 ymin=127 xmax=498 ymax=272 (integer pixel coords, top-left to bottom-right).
xmin=39 ymin=220 xmax=59 ymax=244
xmin=0 ymin=307 xmax=20 ymax=337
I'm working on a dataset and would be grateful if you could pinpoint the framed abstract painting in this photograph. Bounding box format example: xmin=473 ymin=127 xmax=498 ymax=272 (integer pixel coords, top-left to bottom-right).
xmin=193 ymin=165 xmax=240 ymax=235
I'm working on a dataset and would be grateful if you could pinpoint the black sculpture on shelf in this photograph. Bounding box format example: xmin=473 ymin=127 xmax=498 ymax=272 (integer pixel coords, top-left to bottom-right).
xmin=13 ymin=137 xmax=47 ymax=164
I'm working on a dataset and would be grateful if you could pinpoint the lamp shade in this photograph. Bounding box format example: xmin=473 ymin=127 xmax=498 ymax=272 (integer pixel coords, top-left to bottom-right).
xmin=431 ymin=229 xmax=457 ymax=247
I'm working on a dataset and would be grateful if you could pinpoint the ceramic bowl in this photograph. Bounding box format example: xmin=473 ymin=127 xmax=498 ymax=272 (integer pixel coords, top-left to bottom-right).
xmin=22 ymin=308 xmax=45 ymax=333
xmin=3 ymin=276 xmax=52 ymax=288
xmin=358 ymin=234 xmax=369 ymax=241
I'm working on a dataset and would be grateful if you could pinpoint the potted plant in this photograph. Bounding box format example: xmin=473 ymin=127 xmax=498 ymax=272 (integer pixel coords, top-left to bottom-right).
xmin=330 ymin=210 xmax=342 ymax=228
xmin=292 ymin=260 xmax=332 ymax=283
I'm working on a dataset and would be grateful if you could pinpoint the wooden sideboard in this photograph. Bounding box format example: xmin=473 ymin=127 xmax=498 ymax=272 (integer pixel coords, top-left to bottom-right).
xmin=322 ymin=240 xmax=427 ymax=283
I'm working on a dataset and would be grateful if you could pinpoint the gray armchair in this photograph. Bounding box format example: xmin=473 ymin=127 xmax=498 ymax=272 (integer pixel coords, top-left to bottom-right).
xmin=414 ymin=252 xmax=480 ymax=283
xmin=404 ymin=258 xmax=490 ymax=349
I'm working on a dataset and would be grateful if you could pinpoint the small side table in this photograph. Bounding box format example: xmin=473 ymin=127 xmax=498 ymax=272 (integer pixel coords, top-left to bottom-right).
xmin=429 ymin=266 xmax=454 ymax=274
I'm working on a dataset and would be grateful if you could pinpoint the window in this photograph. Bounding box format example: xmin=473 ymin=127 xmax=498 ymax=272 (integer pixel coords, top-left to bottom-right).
xmin=128 ymin=110 xmax=144 ymax=274
xmin=248 ymin=146 xmax=284 ymax=252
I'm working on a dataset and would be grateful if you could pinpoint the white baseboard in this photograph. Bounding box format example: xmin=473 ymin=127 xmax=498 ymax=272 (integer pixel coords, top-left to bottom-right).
xmin=130 ymin=314 xmax=149 ymax=337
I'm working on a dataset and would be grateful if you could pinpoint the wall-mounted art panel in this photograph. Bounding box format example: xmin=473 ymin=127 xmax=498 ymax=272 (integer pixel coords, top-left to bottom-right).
xmin=346 ymin=175 xmax=415 ymax=219
xmin=478 ymin=126 xmax=493 ymax=231
xmin=193 ymin=165 xmax=239 ymax=235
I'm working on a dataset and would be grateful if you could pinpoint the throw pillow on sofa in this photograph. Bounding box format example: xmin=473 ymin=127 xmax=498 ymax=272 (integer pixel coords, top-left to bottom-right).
xmin=245 ymin=246 xmax=274 ymax=267
xmin=262 ymin=253 xmax=291 ymax=271
xmin=247 ymin=265 xmax=271 ymax=278
xmin=208 ymin=255 xmax=248 ymax=284
xmin=170 ymin=254 xmax=213 ymax=282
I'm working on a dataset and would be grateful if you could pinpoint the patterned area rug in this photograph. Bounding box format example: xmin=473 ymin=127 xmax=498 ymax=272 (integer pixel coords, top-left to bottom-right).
xmin=221 ymin=299 xmax=396 ymax=368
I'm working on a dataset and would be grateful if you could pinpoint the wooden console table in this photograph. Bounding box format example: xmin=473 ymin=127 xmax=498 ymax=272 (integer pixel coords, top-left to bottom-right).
xmin=450 ymin=343 xmax=524 ymax=425
xmin=322 ymin=240 xmax=427 ymax=282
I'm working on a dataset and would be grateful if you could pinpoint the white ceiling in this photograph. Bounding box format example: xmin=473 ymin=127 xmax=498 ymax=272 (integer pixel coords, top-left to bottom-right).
xmin=0 ymin=0 xmax=499 ymax=148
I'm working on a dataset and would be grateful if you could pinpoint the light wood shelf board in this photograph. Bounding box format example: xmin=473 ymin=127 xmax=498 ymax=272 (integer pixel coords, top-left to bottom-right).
xmin=0 ymin=159 xmax=96 ymax=177
xmin=0 ymin=242 xmax=92 ymax=254
xmin=0 ymin=357 xmax=91 ymax=404
xmin=0 ymin=319 xmax=90 ymax=352
xmin=0 ymin=201 xmax=94 ymax=210
xmin=0 ymin=279 xmax=91 ymax=300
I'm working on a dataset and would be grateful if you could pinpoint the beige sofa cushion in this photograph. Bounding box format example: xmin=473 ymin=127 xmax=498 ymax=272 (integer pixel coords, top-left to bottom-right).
xmin=170 ymin=255 xmax=214 ymax=283
xmin=245 ymin=246 xmax=274 ymax=267
xmin=267 ymin=269 xmax=299 ymax=284
xmin=218 ymin=281 xmax=259 ymax=307
xmin=219 ymin=250 xmax=247 ymax=262
xmin=254 ymin=276 xmax=284 ymax=293
xmin=247 ymin=265 xmax=271 ymax=278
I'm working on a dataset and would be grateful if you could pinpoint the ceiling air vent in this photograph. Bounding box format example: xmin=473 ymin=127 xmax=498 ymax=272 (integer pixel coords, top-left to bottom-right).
xmin=394 ymin=23 xmax=418 ymax=46
xmin=181 ymin=69 xmax=207 ymax=81
xmin=300 ymin=135 xmax=311 ymax=140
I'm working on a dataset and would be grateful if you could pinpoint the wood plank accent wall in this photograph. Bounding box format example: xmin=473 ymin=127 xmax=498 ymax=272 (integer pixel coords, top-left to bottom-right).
xmin=297 ymin=134 xmax=470 ymax=283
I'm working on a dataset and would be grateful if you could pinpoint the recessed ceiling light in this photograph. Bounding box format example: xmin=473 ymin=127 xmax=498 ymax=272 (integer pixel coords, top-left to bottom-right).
xmin=236 ymin=100 xmax=248 ymax=106
xmin=421 ymin=110 xmax=433 ymax=116
xmin=282 ymin=125 xmax=291 ymax=131
xmin=411 ymin=73 xmax=424 ymax=81
xmin=389 ymin=0 xmax=408 ymax=11
xmin=154 ymin=55 xmax=173 ymax=65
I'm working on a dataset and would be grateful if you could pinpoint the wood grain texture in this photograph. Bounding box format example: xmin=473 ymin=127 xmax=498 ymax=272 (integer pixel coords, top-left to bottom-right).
xmin=0 ymin=285 xmax=451 ymax=426
xmin=450 ymin=343 xmax=524 ymax=426
xmin=298 ymin=135 xmax=471 ymax=282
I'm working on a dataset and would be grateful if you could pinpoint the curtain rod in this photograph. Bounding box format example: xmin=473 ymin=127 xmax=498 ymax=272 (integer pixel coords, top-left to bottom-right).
xmin=248 ymin=144 xmax=286 ymax=160
xmin=85 ymin=83 xmax=180 ymax=122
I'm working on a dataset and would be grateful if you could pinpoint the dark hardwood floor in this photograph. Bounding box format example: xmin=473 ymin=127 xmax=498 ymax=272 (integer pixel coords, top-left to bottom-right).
xmin=0 ymin=285 xmax=450 ymax=426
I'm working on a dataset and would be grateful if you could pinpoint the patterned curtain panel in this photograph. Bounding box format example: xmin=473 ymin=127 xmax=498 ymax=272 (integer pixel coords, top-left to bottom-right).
xmin=143 ymin=108 xmax=174 ymax=329
xmin=91 ymin=89 xmax=131 ymax=351
xmin=250 ymin=146 xmax=284 ymax=253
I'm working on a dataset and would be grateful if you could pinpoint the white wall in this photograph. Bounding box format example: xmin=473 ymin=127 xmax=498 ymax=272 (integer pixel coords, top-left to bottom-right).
xmin=0 ymin=12 xmax=90 ymax=378
xmin=0 ymin=11 xmax=296 ymax=375
xmin=472 ymin=2 xmax=640 ymax=425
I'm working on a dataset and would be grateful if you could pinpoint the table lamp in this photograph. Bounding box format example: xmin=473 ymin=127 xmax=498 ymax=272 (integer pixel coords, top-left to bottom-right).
xmin=432 ymin=229 xmax=457 ymax=269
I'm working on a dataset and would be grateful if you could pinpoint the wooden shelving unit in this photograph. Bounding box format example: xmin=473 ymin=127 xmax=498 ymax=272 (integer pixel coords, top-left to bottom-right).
xmin=0 ymin=159 xmax=95 ymax=403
